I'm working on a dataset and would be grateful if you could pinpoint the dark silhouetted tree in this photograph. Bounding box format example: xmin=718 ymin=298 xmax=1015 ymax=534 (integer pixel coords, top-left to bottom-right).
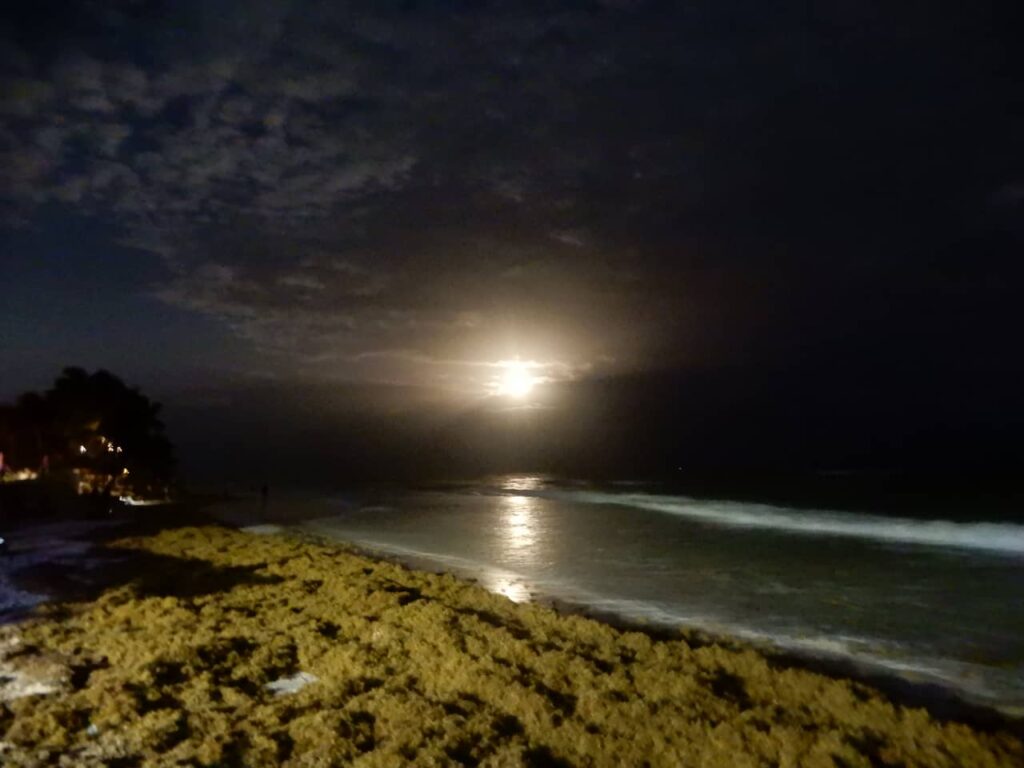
xmin=1 ymin=368 xmax=175 ymax=493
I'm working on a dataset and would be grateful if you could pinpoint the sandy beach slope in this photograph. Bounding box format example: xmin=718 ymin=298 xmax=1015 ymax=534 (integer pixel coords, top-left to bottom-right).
xmin=1 ymin=524 xmax=1021 ymax=766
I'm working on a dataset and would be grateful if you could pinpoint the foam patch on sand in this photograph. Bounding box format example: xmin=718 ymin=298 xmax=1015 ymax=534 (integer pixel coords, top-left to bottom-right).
xmin=0 ymin=637 xmax=65 ymax=702
xmin=0 ymin=665 xmax=61 ymax=702
xmin=265 ymin=671 xmax=318 ymax=695
xmin=241 ymin=524 xmax=285 ymax=535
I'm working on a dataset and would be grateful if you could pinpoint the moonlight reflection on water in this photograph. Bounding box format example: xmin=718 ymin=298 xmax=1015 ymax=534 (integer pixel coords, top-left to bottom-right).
xmin=494 ymin=476 xmax=562 ymax=574
xmin=486 ymin=478 xmax=546 ymax=600
xmin=501 ymin=494 xmax=539 ymax=557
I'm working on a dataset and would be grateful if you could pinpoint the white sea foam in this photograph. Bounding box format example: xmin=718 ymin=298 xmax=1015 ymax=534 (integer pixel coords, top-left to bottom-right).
xmin=241 ymin=524 xmax=285 ymax=535
xmin=555 ymin=491 xmax=1024 ymax=555
xmin=0 ymin=666 xmax=61 ymax=701
xmin=265 ymin=672 xmax=318 ymax=696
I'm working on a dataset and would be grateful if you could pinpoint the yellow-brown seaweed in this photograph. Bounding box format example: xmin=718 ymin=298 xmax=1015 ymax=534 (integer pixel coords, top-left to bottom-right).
xmin=0 ymin=525 xmax=1020 ymax=766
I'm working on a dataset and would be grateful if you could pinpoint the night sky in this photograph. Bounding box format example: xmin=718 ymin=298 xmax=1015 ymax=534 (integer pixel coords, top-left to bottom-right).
xmin=2 ymin=1 xmax=1022 ymax=483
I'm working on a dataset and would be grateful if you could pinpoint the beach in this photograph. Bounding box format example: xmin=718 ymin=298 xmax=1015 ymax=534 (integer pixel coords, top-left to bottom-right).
xmin=0 ymin=520 xmax=1021 ymax=767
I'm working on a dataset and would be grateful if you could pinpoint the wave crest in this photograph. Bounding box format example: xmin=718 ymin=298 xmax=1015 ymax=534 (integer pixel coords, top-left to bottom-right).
xmin=555 ymin=491 xmax=1024 ymax=555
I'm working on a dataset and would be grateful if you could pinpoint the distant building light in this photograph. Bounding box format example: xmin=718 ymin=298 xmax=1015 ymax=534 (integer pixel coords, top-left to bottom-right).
xmin=2 ymin=469 xmax=39 ymax=483
xmin=79 ymin=445 xmax=87 ymax=454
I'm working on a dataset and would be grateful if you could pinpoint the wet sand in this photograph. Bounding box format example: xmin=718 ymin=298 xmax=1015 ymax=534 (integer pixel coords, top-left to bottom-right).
xmin=1 ymin=524 xmax=1022 ymax=766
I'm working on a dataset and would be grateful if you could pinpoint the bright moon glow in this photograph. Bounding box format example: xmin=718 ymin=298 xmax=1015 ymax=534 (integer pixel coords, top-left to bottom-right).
xmin=497 ymin=361 xmax=536 ymax=398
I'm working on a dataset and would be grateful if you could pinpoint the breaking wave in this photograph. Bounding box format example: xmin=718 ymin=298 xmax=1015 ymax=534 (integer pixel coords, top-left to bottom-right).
xmin=553 ymin=491 xmax=1024 ymax=555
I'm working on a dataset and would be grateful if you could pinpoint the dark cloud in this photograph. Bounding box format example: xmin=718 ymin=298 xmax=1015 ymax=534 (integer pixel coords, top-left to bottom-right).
xmin=2 ymin=0 xmax=1021 ymax=404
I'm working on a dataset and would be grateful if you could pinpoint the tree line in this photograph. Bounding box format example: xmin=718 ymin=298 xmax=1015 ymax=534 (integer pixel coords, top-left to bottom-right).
xmin=0 ymin=368 xmax=175 ymax=498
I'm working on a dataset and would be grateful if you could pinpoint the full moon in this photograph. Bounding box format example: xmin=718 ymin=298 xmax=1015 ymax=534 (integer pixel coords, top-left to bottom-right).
xmin=497 ymin=362 xmax=536 ymax=398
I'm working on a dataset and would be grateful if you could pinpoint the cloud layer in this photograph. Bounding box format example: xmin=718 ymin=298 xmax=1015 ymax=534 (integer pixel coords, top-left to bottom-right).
xmin=2 ymin=1 xmax=1020 ymax=392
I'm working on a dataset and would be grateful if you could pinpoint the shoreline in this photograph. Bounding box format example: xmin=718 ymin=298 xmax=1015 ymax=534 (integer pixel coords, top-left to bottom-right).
xmin=554 ymin=598 xmax=1024 ymax=738
xmin=303 ymin=531 xmax=1024 ymax=738
xmin=2 ymin=519 xmax=1018 ymax=765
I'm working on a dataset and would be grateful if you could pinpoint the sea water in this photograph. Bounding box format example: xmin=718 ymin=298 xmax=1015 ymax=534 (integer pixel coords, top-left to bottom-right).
xmin=213 ymin=475 xmax=1024 ymax=715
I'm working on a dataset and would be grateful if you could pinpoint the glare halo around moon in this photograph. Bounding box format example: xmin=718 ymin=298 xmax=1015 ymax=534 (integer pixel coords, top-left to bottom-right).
xmin=497 ymin=361 xmax=536 ymax=398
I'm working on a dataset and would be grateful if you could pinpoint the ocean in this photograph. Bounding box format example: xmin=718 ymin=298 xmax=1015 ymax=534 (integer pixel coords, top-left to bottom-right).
xmin=210 ymin=475 xmax=1024 ymax=716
